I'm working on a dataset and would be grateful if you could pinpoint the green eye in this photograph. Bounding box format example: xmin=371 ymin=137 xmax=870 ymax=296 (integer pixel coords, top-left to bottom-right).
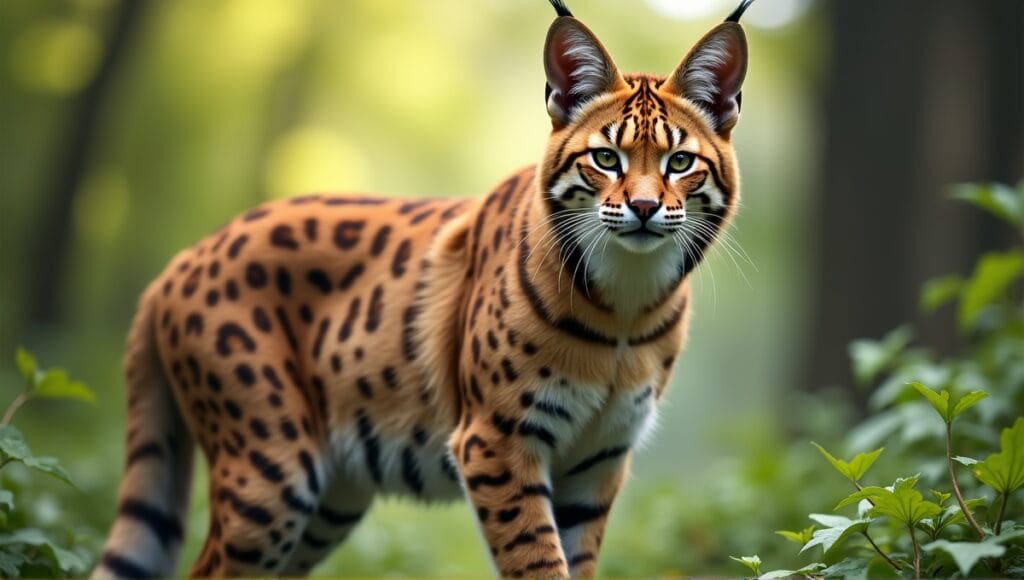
xmin=667 ymin=151 xmax=695 ymax=173
xmin=592 ymin=148 xmax=621 ymax=171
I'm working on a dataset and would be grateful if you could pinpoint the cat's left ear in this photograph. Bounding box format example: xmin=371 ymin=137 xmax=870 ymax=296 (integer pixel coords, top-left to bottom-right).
xmin=666 ymin=22 xmax=748 ymax=136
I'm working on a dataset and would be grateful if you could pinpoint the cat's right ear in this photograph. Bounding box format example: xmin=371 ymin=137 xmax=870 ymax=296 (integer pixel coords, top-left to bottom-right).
xmin=544 ymin=17 xmax=624 ymax=129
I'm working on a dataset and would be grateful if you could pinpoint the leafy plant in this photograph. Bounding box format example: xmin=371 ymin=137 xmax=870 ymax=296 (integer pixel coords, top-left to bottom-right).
xmin=736 ymin=182 xmax=1024 ymax=579
xmin=1 ymin=349 xmax=96 ymax=577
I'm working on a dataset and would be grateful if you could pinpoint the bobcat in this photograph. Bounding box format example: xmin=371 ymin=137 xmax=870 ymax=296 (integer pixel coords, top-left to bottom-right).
xmin=95 ymin=0 xmax=754 ymax=576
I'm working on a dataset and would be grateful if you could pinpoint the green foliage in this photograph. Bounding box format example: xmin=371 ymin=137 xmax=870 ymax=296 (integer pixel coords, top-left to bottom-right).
xmin=836 ymin=476 xmax=943 ymax=526
xmin=745 ymin=186 xmax=1024 ymax=578
xmin=811 ymin=443 xmax=883 ymax=484
xmin=776 ymin=525 xmax=816 ymax=546
xmin=974 ymin=417 xmax=1024 ymax=495
xmin=0 ymin=427 xmax=72 ymax=485
xmin=910 ymin=382 xmax=989 ymax=425
xmin=924 ymin=538 xmax=1006 ymax=576
xmin=730 ymin=554 xmax=763 ymax=576
xmin=2 ymin=350 xmax=95 ymax=578
xmin=800 ymin=514 xmax=870 ymax=555
xmin=950 ymin=182 xmax=1024 ymax=229
xmin=13 ymin=348 xmax=95 ymax=405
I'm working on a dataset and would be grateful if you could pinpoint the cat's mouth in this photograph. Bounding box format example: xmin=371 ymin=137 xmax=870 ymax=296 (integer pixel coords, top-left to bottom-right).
xmin=619 ymin=225 xmax=664 ymax=238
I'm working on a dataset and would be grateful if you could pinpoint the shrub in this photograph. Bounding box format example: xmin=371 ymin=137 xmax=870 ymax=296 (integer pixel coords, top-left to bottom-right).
xmin=734 ymin=182 xmax=1024 ymax=578
xmin=1 ymin=349 xmax=96 ymax=577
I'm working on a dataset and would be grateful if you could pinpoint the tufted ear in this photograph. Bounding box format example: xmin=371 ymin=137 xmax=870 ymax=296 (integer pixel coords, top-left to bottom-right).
xmin=666 ymin=22 xmax=748 ymax=136
xmin=544 ymin=17 xmax=624 ymax=129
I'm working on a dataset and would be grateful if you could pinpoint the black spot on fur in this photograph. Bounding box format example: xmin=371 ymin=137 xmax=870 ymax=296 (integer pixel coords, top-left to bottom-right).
xmin=252 ymin=307 xmax=272 ymax=333
xmin=227 ymin=234 xmax=249 ymax=259
xmin=333 ymin=220 xmax=365 ymax=249
xmin=303 ymin=218 xmax=318 ymax=241
xmin=391 ymin=239 xmax=412 ymax=278
xmin=339 ymin=263 xmax=365 ymax=290
xmin=299 ymin=450 xmax=320 ymax=494
xmin=491 ymin=413 xmax=517 ymax=435
xmin=216 ymin=322 xmax=256 ymax=356
xmin=184 ymin=313 xmax=204 ymax=336
xmin=249 ymin=450 xmax=284 ymax=482
xmin=356 ymin=377 xmax=373 ymax=399
xmin=249 ymin=418 xmax=270 ymax=440
xmin=365 ymin=285 xmax=384 ymax=332
xmin=270 ymin=224 xmax=299 ymax=250
xmin=338 ymin=297 xmax=361 ymax=342
xmin=275 ymin=267 xmax=292 ymax=296
xmin=306 ymin=269 xmax=332 ymax=294
xmin=280 ymin=419 xmax=298 ymax=441
xmin=370 ymin=225 xmax=391 ymax=256
xmin=225 ymin=543 xmax=262 ymax=564
xmin=235 ymin=364 xmax=256 ymax=386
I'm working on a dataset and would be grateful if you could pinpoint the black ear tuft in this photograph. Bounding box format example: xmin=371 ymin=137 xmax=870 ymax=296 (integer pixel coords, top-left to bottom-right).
xmin=543 ymin=18 xmax=622 ymax=128
xmin=725 ymin=0 xmax=756 ymax=23
xmin=667 ymin=23 xmax=748 ymax=135
xmin=548 ymin=0 xmax=573 ymax=18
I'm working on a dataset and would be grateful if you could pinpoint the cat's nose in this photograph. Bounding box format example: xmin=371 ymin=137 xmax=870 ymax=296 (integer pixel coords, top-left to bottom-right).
xmin=627 ymin=198 xmax=660 ymax=221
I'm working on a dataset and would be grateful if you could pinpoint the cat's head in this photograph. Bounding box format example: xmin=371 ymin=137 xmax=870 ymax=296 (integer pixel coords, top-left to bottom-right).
xmin=538 ymin=0 xmax=750 ymax=260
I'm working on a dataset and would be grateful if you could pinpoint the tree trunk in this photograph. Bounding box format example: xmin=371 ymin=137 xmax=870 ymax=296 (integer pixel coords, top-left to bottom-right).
xmin=802 ymin=0 xmax=1023 ymax=411
xmin=26 ymin=0 xmax=147 ymax=324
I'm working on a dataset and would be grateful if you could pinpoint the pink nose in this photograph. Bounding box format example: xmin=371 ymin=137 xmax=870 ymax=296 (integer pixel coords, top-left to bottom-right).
xmin=628 ymin=198 xmax=660 ymax=220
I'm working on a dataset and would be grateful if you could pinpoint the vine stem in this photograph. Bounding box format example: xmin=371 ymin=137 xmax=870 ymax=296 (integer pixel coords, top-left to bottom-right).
xmin=908 ymin=525 xmax=922 ymax=579
xmin=994 ymin=492 xmax=1008 ymax=535
xmin=0 ymin=391 xmax=32 ymax=426
xmin=853 ymin=482 xmax=902 ymax=571
xmin=862 ymin=531 xmax=902 ymax=571
xmin=945 ymin=423 xmax=985 ymax=540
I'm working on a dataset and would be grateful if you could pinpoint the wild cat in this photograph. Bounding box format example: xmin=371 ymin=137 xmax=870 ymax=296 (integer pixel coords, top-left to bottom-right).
xmin=95 ymin=0 xmax=754 ymax=576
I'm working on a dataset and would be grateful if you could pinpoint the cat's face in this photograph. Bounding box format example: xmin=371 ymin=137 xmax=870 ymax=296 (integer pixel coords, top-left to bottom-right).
xmin=539 ymin=15 xmax=746 ymax=265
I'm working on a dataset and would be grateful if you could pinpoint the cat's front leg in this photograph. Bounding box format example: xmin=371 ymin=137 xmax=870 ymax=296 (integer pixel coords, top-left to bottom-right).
xmin=452 ymin=412 xmax=569 ymax=578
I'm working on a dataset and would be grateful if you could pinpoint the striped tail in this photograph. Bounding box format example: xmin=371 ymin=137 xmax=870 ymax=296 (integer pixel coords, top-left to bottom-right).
xmin=93 ymin=283 xmax=194 ymax=578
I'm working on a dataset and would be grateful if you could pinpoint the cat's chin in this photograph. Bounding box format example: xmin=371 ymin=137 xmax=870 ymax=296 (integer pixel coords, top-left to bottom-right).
xmin=611 ymin=230 xmax=671 ymax=254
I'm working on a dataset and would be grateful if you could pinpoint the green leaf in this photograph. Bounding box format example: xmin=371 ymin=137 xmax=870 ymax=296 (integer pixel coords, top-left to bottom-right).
xmin=958 ymin=250 xmax=1024 ymax=329
xmin=15 ymin=348 xmax=38 ymax=385
xmin=929 ymin=498 xmax=986 ymax=535
xmin=923 ymin=538 xmax=1005 ymax=576
xmin=953 ymin=456 xmax=979 ymax=467
xmin=920 ymin=275 xmax=963 ymax=313
xmin=21 ymin=455 xmax=73 ymax=485
xmin=0 ymin=528 xmax=87 ymax=574
xmin=0 ymin=549 xmax=28 ymax=577
xmin=33 ymin=369 xmax=96 ymax=403
xmin=911 ymin=382 xmax=951 ymax=422
xmin=0 ymin=489 xmax=11 ymax=512
xmin=910 ymin=383 xmax=987 ymax=424
xmin=0 ymin=425 xmax=32 ymax=462
xmin=974 ymin=416 xmax=1024 ymax=494
xmin=775 ymin=525 xmax=816 ymax=546
xmin=836 ymin=476 xmax=942 ymax=526
xmin=849 ymin=326 xmax=911 ymax=385
xmin=811 ymin=442 xmax=884 ymax=483
xmin=820 ymin=557 xmax=869 ymax=578
xmin=802 ymin=514 xmax=871 ymax=554
xmin=950 ymin=182 xmax=1024 ymax=228
xmin=730 ymin=554 xmax=762 ymax=576
xmin=929 ymin=489 xmax=951 ymax=505
xmin=759 ymin=563 xmax=826 ymax=579
xmin=847 ymin=448 xmax=884 ymax=482
xmin=952 ymin=390 xmax=989 ymax=419
xmin=0 ymin=426 xmax=73 ymax=485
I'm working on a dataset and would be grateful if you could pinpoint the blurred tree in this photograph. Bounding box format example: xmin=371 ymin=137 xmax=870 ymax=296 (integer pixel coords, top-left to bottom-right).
xmin=803 ymin=0 xmax=1023 ymax=411
xmin=26 ymin=0 xmax=147 ymax=324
